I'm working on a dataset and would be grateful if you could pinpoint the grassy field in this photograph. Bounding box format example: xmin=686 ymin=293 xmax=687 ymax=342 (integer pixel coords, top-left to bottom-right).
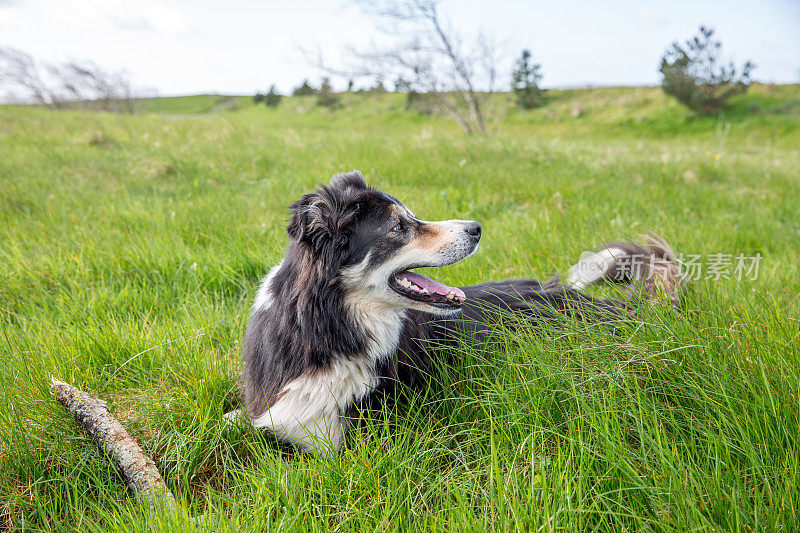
xmin=1 ymin=84 xmax=799 ymax=531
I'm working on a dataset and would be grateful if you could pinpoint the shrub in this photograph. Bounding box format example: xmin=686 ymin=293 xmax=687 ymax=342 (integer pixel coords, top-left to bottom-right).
xmin=395 ymin=78 xmax=433 ymax=114
xmin=659 ymin=26 xmax=755 ymax=114
xmin=511 ymin=49 xmax=545 ymax=109
xmin=292 ymin=79 xmax=316 ymax=96
xmin=316 ymin=78 xmax=340 ymax=109
xmin=263 ymin=85 xmax=282 ymax=107
xmin=367 ymin=78 xmax=387 ymax=94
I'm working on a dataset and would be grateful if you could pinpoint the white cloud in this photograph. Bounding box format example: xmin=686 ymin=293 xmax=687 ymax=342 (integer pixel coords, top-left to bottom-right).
xmin=68 ymin=0 xmax=186 ymax=34
xmin=0 ymin=3 xmax=23 ymax=31
xmin=636 ymin=9 xmax=668 ymax=27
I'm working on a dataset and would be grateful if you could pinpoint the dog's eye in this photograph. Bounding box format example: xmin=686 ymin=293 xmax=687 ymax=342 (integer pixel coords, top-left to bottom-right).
xmin=393 ymin=222 xmax=404 ymax=232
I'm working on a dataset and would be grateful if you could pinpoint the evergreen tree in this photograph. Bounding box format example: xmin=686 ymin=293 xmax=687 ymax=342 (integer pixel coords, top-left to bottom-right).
xmin=316 ymin=77 xmax=340 ymax=108
xmin=263 ymin=85 xmax=282 ymax=107
xmin=292 ymin=79 xmax=317 ymax=96
xmin=511 ymin=49 xmax=545 ymax=109
xmin=659 ymin=26 xmax=754 ymax=114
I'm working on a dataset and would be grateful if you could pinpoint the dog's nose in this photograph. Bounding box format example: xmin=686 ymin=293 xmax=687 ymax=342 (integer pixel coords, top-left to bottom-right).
xmin=465 ymin=221 xmax=481 ymax=240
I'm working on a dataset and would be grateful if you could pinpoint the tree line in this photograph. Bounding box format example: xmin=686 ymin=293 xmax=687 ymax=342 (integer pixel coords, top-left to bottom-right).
xmin=1 ymin=2 xmax=754 ymax=126
xmin=252 ymin=1 xmax=756 ymax=134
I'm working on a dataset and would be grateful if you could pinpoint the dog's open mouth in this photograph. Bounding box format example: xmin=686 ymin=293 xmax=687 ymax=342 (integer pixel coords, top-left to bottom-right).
xmin=389 ymin=270 xmax=466 ymax=308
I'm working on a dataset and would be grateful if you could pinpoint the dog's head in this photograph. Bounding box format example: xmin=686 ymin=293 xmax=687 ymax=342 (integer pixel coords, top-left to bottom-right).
xmin=285 ymin=170 xmax=480 ymax=316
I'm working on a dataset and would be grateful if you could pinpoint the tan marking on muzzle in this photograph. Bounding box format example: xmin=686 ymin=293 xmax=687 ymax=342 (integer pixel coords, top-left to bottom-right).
xmin=410 ymin=222 xmax=452 ymax=254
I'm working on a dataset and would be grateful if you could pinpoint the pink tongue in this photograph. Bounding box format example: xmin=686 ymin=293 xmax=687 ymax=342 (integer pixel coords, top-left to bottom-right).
xmin=397 ymin=271 xmax=467 ymax=300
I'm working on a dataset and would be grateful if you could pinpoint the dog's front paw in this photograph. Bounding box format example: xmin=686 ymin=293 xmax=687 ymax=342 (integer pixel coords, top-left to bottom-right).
xmin=222 ymin=408 xmax=250 ymax=428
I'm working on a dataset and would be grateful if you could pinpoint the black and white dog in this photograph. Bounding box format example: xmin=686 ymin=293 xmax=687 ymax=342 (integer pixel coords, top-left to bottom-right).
xmin=224 ymin=171 xmax=684 ymax=454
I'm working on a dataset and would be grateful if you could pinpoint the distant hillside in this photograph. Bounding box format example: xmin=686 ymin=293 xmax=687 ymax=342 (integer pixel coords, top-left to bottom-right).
xmin=136 ymin=84 xmax=800 ymax=120
xmin=136 ymin=93 xmax=252 ymax=114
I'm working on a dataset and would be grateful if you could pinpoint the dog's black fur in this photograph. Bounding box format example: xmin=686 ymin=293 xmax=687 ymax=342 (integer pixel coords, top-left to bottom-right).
xmin=228 ymin=171 xmax=684 ymax=454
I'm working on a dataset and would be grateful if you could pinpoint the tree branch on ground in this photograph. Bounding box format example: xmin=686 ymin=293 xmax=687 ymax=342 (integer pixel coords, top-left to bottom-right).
xmin=50 ymin=378 xmax=175 ymax=510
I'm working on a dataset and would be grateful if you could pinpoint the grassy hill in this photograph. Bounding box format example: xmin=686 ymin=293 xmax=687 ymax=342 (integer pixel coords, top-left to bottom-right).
xmin=136 ymin=93 xmax=250 ymax=115
xmin=1 ymin=84 xmax=799 ymax=531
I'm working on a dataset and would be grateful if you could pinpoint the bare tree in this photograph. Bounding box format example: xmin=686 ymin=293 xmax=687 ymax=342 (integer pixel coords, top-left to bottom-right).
xmin=310 ymin=0 xmax=506 ymax=134
xmin=0 ymin=47 xmax=56 ymax=105
xmin=0 ymin=47 xmax=152 ymax=113
xmin=50 ymin=61 xmax=145 ymax=113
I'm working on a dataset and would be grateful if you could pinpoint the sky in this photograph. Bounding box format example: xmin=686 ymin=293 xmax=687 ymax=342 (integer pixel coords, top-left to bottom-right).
xmin=1 ymin=0 xmax=798 ymax=97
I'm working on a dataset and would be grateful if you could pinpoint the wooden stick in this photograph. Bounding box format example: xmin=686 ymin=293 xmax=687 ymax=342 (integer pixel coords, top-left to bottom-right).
xmin=50 ymin=378 xmax=176 ymax=510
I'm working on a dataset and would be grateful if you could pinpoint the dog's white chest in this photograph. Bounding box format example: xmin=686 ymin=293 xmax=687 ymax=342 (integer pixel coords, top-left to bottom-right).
xmin=247 ymin=279 xmax=405 ymax=454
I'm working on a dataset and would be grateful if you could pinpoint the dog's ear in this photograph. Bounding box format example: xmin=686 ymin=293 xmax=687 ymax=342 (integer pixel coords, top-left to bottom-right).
xmin=329 ymin=170 xmax=367 ymax=192
xmin=286 ymin=193 xmax=315 ymax=242
xmin=287 ymin=187 xmax=361 ymax=243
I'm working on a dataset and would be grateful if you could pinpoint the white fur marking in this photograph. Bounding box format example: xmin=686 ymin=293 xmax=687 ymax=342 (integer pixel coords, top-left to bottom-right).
xmin=251 ymin=357 xmax=379 ymax=455
xmin=344 ymin=290 xmax=407 ymax=364
xmin=566 ymin=247 xmax=627 ymax=289
xmin=252 ymin=261 xmax=283 ymax=313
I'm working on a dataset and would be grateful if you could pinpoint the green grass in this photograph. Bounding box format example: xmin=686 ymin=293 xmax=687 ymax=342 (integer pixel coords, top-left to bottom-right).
xmin=1 ymin=84 xmax=799 ymax=531
xmin=136 ymin=94 xmax=254 ymax=115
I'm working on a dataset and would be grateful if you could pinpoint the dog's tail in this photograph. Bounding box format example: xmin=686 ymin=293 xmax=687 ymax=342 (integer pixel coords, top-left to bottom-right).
xmin=565 ymin=234 xmax=686 ymax=307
